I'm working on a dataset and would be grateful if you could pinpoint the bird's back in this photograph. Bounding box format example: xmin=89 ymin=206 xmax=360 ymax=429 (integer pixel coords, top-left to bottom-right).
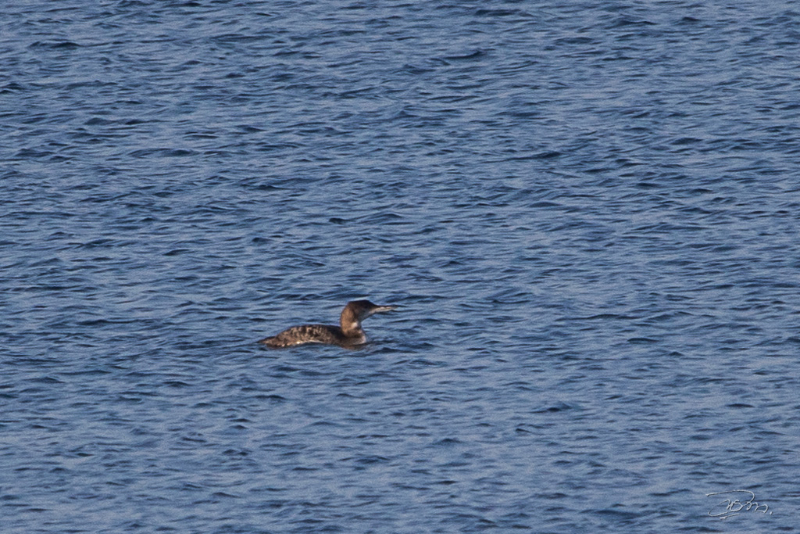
xmin=259 ymin=324 xmax=358 ymax=348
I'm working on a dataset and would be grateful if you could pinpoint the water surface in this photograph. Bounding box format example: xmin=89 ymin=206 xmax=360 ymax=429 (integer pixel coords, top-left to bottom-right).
xmin=2 ymin=1 xmax=799 ymax=532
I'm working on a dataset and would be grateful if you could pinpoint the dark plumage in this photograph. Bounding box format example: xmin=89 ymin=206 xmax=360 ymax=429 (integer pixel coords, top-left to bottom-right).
xmin=259 ymin=300 xmax=396 ymax=348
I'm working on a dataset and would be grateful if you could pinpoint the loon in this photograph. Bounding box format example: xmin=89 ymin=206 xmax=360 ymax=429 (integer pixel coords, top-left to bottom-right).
xmin=258 ymin=300 xmax=397 ymax=348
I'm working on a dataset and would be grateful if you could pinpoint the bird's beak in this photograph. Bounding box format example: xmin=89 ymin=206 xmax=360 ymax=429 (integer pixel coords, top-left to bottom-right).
xmin=373 ymin=305 xmax=398 ymax=313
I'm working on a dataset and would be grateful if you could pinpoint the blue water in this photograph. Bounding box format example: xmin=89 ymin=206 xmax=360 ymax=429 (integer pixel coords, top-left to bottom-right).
xmin=2 ymin=1 xmax=799 ymax=532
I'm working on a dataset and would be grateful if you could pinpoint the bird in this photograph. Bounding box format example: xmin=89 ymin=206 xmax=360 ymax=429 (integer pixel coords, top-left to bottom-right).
xmin=258 ymin=300 xmax=397 ymax=348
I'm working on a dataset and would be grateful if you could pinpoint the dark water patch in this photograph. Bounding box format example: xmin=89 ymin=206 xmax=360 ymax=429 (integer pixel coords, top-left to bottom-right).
xmin=29 ymin=41 xmax=82 ymax=50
